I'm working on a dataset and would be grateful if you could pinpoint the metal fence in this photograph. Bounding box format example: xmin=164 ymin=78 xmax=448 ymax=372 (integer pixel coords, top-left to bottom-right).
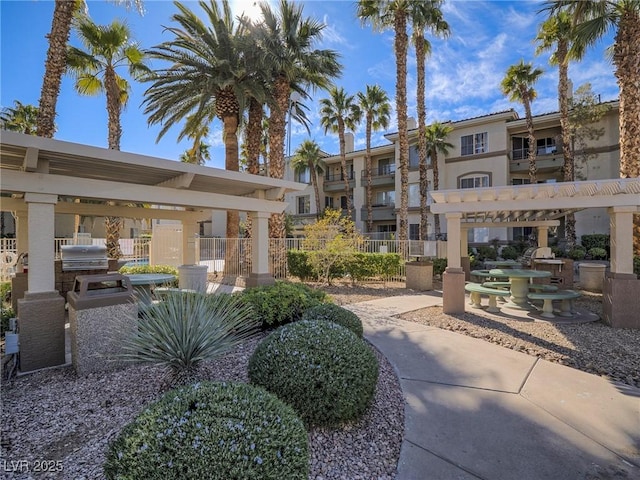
xmin=0 ymin=236 xmax=447 ymax=284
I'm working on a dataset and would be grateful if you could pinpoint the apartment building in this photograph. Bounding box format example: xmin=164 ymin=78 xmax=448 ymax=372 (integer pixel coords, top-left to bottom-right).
xmin=285 ymin=100 xmax=620 ymax=245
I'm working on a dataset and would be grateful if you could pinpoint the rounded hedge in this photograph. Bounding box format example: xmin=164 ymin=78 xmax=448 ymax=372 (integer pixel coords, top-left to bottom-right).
xmin=300 ymin=303 xmax=363 ymax=337
xmin=104 ymin=382 xmax=309 ymax=480
xmin=237 ymin=281 xmax=327 ymax=328
xmin=248 ymin=320 xmax=378 ymax=427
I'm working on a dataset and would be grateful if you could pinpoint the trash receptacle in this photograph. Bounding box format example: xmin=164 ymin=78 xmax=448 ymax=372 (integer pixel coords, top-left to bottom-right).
xmin=67 ymin=274 xmax=137 ymax=376
xmin=578 ymin=263 xmax=607 ymax=292
xmin=178 ymin=264 xmax=208 ymax=293
xmin=405 ymin=260 xmax=433 ymax=291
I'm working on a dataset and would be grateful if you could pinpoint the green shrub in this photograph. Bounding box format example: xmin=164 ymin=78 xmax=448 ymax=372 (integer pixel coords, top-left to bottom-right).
xmin=248 ymin=320 xmax=378 ymax=427
xmin=122 ymin=292 xmax=258 ymax=386
xmin=1 ymin=305 xmax=15 ymax=336
xmin=287 ymin=250 xmax=315 ymax=281
xmin=477 ymin=245 xmax=498 ymax=261
xmin=581 ymin=234 xmax=609 ymax=251
xmin=500 ymin=246 xmax=519 ymax=260
xmin=119 ymin=264 xmax=179 ymax=276
xmin=551 ymin=246 xmax=565 ymax=258
xmin=0 ymin=281 xmax=10 ymax=302
xmin=104 ymin=381 xmax=309 ymax=480
xmin=237 ymin=281 xmax=327 ymax=328
xmin=432 ymin=257 xmax=447 ymax=276
xmin=634 ymin=256 xmax=640 ymax=276
xmin=587 ymin=247 xmax=607 ymax=260
xmin=568 ymin=246 xmax=586 ymax=260
xmin=301 ymin=303 xmax=363 ymax=337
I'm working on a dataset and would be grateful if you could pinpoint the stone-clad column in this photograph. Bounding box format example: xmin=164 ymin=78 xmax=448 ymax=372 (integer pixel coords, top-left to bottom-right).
xmin=18 ymin=193 xmax=66 ymax=372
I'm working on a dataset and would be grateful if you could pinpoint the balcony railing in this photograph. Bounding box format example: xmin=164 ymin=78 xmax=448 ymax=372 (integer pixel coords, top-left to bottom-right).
xmin=325 ymin=171 xmax=354 ymax=182
xmin=510 ymin=145 xmax=560 ymax=161
xmin=361 ymin=164 xmax=396 ymax=178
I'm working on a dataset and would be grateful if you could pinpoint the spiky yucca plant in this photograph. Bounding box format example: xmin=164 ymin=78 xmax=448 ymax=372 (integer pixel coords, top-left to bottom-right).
xmin=122 ymin=292 xmax=258 ymax=387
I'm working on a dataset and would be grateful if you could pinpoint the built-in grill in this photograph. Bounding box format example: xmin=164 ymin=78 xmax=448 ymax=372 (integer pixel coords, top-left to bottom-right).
xmin=60 ymin=245 xmax=109 ymax=271
xmin=520 ymin=246 xmax=553 ymax=267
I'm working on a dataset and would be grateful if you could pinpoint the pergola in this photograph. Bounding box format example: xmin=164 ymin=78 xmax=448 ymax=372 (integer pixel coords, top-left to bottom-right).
xmin=0 ymin=130 xmax=306 ymax=370
xmin=430 ymin=178 xmax=640 ymax=328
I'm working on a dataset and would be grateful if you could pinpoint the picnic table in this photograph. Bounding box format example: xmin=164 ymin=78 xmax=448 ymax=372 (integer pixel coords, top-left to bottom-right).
xmin=488 ymin=269 xmax=552 ymax=309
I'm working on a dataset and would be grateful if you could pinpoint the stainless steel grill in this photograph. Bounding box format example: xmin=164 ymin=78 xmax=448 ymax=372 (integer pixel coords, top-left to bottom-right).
xmin=60 ymin=245 xmax=109 ymax=271
xmin=520 ymin=246 xmax=553 ymax=267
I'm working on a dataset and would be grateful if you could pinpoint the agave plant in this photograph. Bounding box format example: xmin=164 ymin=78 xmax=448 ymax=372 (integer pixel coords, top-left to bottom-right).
xmin=122 ymin=292 xmax=258 ymax=387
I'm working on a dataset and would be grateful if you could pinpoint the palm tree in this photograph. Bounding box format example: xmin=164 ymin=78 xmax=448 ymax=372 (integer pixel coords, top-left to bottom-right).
xmin=254 ymin=0 xmax=341 ymax=238
xmin=424 ymin=122 xmax=453 ymax=237
xmin=536 ymin=10 xmax=585 ymax=249
xmin=543 ymin=0 xmax=640 ymax=255
xmin=357 ymin=0 xmax=411 ymax=240
xmin=179 ymin=141 xmax=211 ymax=165
xmin=67 ymin=15 xmax=149 ymax=259
xmin=357 ymin=85 xmax=391 ymax=233
xmin=143 ymin=1 xmax=269 ymax=269
xmin=0 ymin=101 xmax=40 ymax=134
xmin=291 ymin=140 xmax=326 ymax=219
xmin=36 ymin=0 xmax=144 ymax=138
xmin=410 ymin=1 xmax=449 ymax=240
xmin=501 ymin=60 xmax=544 ymax=183
xmin=320 ymin=86 xmax=362 ymax=217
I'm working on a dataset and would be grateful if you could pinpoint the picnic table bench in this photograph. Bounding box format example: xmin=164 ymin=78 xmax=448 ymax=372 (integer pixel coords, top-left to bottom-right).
xmin=527 ymin=290 xmax=581 ymax=319
xmin=465 ymin=283 xmax=511 ymax=313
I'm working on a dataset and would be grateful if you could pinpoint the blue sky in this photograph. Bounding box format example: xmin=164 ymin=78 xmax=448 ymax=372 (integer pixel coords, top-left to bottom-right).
xmin=1 ymin=0 xmax=618 ymax=169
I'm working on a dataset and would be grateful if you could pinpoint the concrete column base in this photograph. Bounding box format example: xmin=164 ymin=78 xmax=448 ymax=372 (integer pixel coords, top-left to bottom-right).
xmin=11 ymin=272 xmax=28 ymax=314
xmin=245 ymin=273 xmax=276 ymax=288
xmin=405 ymin=262 xmax=433 ymax=291
xmin=17 ymin=291 xmax=66 ymax=372
xmin=602 ymin=273 xmax=640 ymax=329
xmin=442 ymin=267 xmax=466 ymax=314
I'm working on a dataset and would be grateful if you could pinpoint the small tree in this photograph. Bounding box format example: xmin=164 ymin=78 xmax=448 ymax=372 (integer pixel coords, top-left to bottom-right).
xmin=302 ymin=209 xmax=363 ymax=284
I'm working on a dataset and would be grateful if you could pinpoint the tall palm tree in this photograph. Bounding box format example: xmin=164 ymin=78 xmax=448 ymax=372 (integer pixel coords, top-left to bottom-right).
xmin=179 ymin=141 xmax=211 ymax=165
xmin=291 ymin=140 xmax=326 ymax=219
xmin=143 ymin=1 xmax=268 ymax=263
xmin=254 ymin=0 xmax=342 ymax=239
xmin=410 ymin=1 xmax=449 ymax=240
xmin=357 ymin=0 xmax=411 ymax=240
xmin=36 ymin=0 xmax=144 ymax=138
xmin=501 ymin=60 xmax=544 ymax=183
xmin=320 ymin=86 xmax=362 ymax=217
xmin=424 ymin=122 xmax=453 ymax=237
xmin=67 ymin=15 xmax=149 ymax=258
xmin=0 ymin=101 xmax=40 ymax=135
xmin=357 ymin=85 xmax=391 ymax=233
xmin=536 ymin=10 xmax=585 ymax=248
xmin=544 ymin=0 xmax=640 ymax=255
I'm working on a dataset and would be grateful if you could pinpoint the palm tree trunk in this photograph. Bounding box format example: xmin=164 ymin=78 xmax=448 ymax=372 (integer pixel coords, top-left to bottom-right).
xmin=366 ymin=115 xmax=374 ymax=233
xmin=395 ymin=12 xmax=409 ymax=241
xmin=523 ymin=95 xmax=537 ymax=183
xmin=416 ymin=33 xmax=428 ymax=241
xmin=246 ymin=99 xmax=263 ymax=175
xmin=613 ymin=10 xmax=640 ymax=255
xmin=338 ymin=119 xmax=352 ymax=217
xmin=37 ymin=0 xmax=75 ymax=138
xmin=432 ymin=150 xmax=441 ymax=236
xmin=105 ymin=216 xmax=123 ymax=259
xmin=105 ymin=67 xmax=122 ymax=150
xmin=224 ymin=115 xmax=240 ymax=275
xmin=310 ymin=162 xmax=322 ymax=219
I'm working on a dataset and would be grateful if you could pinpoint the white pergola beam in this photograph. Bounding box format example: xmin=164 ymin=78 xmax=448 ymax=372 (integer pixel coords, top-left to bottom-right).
xmin=2 ymin=170 xmax=289 ymax=214
xmin=22 ymin=147 xmax=39 ymax=172
xmin=156 ymin=172 xmax=195 ymax=189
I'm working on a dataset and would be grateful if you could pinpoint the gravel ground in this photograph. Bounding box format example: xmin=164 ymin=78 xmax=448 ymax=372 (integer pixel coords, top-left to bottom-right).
xmin=1 ymin=332 xmax=403 ymax=480
xmin=319 ymin=281 xmax=640 ymax=389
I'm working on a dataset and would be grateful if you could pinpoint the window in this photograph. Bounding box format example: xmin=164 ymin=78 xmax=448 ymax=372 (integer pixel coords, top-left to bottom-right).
xmin=295 ymin=167 xmax=310 ymax=183
xmin=325 ymin=197 xmax=335 ymax=209
xmin=377 ymin=224 xmax=396 ymax=233
xmin=536 ymin=137 xmax=557 ymax=155
xmin=340 ymin=195 xmax=353 ymax=209
xmin=409 ymin=224 xmax=420 ymax=240
xmin=408 ymin=183 xmax=428 ymax=208
xmin=297 ymin=196 xmax=310 ymax=214
xmin=377 ymin=158 xmax=394 ymax=175
xmin=409 ymin=145 xmax=419 ymax=168
xmin=511 ymin=137 xmax=529 ymax=160
xmin=374 ymin=190 xmax=395 ymax=207
xmin=461 ymin=132 xmax=488 ymax=156
xmin=459 ymin=174 xmax=489 ymax=189
xmin=512 ymin=178 xmax=531 ymax=186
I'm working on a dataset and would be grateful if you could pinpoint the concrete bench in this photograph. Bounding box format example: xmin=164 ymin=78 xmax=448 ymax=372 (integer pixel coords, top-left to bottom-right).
xmin=527 ymin=290 xmax=581 ymax=319
xmin=153 ymin=287 xmax=197 ymax=299
xmin=465 ymin=283 xmax=511 ymax=313
xmin=528 ymin=284 xmax=559 ymax=293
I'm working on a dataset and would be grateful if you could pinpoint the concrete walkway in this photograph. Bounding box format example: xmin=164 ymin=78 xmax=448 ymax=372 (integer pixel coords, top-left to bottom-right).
xmin=346 ymin=293 xmax=640 ymax=480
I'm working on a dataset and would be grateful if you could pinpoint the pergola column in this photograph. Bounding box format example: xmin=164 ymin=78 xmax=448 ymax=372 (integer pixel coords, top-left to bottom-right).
xmin=537 ymin=226 xmax=549 ymax=247
xmin=246 ymin=211 xmax=275 ymax=288
xmin=443 ymin=212 xmax=465 ymax=314
xmin=181 ymin=219 xmax=198 ymax=265
xmin=602 ymin=206 xmax=639 ymax=329
xmin=18 ymin=193 xmax=65 ymax=372
xmin=460 ymin=227 xmax=470 ymax=281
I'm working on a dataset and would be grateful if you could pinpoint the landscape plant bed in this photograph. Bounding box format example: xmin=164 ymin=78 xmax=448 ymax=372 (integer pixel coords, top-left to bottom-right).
xmin=1 ymin=335 xmax=403 ymax=480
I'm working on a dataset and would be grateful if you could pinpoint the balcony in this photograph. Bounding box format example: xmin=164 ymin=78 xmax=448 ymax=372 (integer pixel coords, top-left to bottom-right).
xmin=361 ymin=202 xmax=396 ymax=222
xmin=360 ymin=164 xmax=396 ymax=187
xmin=323 ymin=170 xmax=355 ymax=192
xmin=509 ymin=145 xmax=564 ymax=174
